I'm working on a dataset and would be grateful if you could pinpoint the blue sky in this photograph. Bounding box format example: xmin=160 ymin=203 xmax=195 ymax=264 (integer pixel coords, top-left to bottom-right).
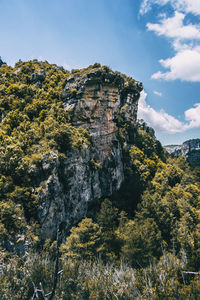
xmin=0 ymin=0 xmax=200 ymax=145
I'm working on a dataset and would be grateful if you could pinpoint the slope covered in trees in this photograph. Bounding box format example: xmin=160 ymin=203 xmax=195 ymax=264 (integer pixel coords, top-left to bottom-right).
xmin=0 ymin=60 xmax=199 ymax=299
xmin=165 ymin=138 xmax=200 ymax=167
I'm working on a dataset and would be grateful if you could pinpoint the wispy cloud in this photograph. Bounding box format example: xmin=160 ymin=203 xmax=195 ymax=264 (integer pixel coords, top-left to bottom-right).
xmin=147 ymin=12 xmax=200 ymax=40
xmin=153 ymin=90 xmax=162 ymax=96
xmin=140 ymin=0 xmax=168 ymax=15
xmin=138 ymin=90 xmax=200 ymax=133
xmin=140 ymin=1 xmax=200 ymax=16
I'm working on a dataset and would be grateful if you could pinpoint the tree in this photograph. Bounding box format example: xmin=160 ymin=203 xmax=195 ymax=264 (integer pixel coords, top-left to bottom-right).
xmin=60 ymin=218 xmax=103 ymax=260
xmin=96 ymin=199 xmax=119 ymax=260
xmin=118 ymin=218 xmax=162 ymax=267
xmin=0 ymin=56 xmax=5 ymax=67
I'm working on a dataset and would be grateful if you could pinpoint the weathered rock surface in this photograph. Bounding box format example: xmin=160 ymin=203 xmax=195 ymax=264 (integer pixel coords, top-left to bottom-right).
xmin=30 ymin=69 xmax=46 ymax=87
xmin=165 ymin=139 xmax=200 ymax=166
xmin=32 ymin=68 xmax=143 ymax=239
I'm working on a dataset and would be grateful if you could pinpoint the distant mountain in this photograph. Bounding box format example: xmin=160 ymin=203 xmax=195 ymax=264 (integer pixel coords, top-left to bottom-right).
xmin=165 ymin=138 xmax=200 ymax=166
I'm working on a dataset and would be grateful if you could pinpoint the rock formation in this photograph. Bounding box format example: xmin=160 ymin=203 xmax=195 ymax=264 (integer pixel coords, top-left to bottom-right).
xmin=165 ymin=139 xmax=200 ymax=166
xmin=32 ymin=67 xmax=143 ymax=239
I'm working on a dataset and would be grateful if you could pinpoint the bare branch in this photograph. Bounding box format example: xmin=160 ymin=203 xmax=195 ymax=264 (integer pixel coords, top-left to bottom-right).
xmin=182 ymin=271 xmax=200 ymax=275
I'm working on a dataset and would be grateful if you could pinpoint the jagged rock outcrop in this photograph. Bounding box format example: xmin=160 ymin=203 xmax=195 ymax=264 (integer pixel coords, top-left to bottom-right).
xmin=165 ymin=139 xmax=200 ymax=166
xmin=34 ymin=68 xmax=143 ymax=239
xmin=30 ymin=69 xmax=46 ymax=88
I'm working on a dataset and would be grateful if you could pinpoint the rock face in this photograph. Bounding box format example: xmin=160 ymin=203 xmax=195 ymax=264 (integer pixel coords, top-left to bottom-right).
xmin=30 ymin=69 xmax=46 ymax=87
xmin=165 ymin=139 xmax=200 ymax=166
xmin=34 ymin=68 xmax=143 ymax=239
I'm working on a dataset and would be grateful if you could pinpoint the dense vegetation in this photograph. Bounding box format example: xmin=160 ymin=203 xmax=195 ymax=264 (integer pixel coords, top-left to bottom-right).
xmin=0 ymin=60 xmax=199 ymax=299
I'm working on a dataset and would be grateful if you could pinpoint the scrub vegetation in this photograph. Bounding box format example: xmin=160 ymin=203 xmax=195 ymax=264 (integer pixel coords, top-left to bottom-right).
xmin=0 ymin=60 xmax=199 ymax=299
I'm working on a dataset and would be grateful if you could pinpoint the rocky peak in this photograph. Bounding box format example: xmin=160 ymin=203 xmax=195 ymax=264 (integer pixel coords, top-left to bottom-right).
xmin=62 ymin=67 xmax=142 ymax=135
xmin=35 ymin=67 xmax=143 ymax=238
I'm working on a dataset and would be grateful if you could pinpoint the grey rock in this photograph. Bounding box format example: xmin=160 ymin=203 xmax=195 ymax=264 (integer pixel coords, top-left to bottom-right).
xmin=165 ymin=139 xmax=200 ymax=166
xmin=30 ymin=69 xmax=46 ymax=87
xmin=30 ymin=68 xmax=143 ymax=239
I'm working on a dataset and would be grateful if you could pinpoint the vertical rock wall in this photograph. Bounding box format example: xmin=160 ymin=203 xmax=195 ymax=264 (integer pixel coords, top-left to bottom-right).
xmin=35 ymin=68 xmax=143 ymax=238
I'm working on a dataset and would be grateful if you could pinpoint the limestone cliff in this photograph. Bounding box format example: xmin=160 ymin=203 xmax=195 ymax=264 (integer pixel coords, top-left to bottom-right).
xmin=31 ymin=67 xmax=143 ymax=239
xmin=165 ymin=139 xmax=200 ymax=166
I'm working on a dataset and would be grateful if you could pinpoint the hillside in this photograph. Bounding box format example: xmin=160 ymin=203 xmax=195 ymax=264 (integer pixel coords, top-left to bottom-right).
xmin=0 ymin=60 xmax=200 ymax=299
xmin=165 ymin=139 xmax=200 ymax=166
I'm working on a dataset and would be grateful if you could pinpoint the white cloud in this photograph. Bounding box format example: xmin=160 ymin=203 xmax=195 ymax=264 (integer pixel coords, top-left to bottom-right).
xmin=143 ymin=4 xmax=200 ymax=82
xmin=138 ymin=90 xmax=185 ymax=133
xmin=140 ymin=0 xmax=200 ymax=16
xmin=172 ymin=0 xmax=200 ymax=15
xmin=138 ymin=90 xmax=200 ymax=133
xmin=172 ymin=40 xmax=192 ymax=52
xmin=140 ymin=0 xmax=169 ymax=15
xmin=152 ymin=46 xmax=200 ymax=81
xmin=185 ymin=103 xmax=200 ymax=128
xmin=139 ymin=1 xmax=200 ymax=135
xmin=153 ymin=90 xmax=162 ymax=96
xmin=139 ymin=0 xmax=150 ymax=15
xmin=147 ymin=12 xmax=200 ymax=40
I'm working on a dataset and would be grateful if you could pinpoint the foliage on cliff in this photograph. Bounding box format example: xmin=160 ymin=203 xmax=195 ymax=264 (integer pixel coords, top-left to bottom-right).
xmin=0 ymin=57 xmax=5 ymax=68
xmin=0 ymin=60 xmax=92 ymax=243
xmin=0 ymin=60 xmax=199 ymax=299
